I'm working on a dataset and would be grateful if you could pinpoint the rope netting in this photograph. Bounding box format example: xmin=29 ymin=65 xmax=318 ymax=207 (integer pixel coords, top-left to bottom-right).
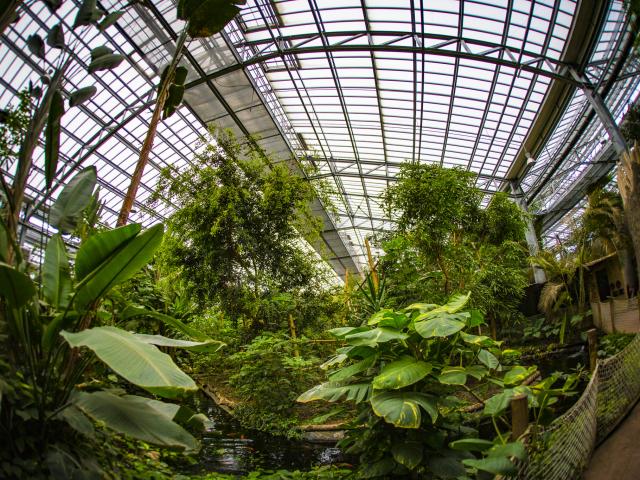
xmin=512 ymin=333 xmax=640 ymax=480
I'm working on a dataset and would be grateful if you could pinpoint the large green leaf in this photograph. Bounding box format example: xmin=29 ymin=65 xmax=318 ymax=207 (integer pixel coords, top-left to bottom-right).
xmin=368 ymin=309 xmax=409 ymax=329
xmin=483 ymin=386 xmax=530 ymax=416
xmin=73 ymin=391 xmax=198 ymax=452
xmin=460 ymin=331 xmax=495 ymax=347
xmin=328 ymin=354 xmax=376 ymax=382
xmin=297 ymin=382 xmax=371 ymax=404
xmin=121 ymin=305 xmax=209 ymax=341
xmin=50 ymin=166 xmax=97 ymax=233
xmin=178 ymin=0 xmax=244 ymax=38
xmin=45 ymin=89 xmax=64 ymax=190
xmin=478 ymin=349 xmax=499 ymax=370
xmin=463 ymin=456 xmax=517 ymax=476
xmin=69 ymin=86 xmax=97 ymax=107
xmin=372 ymin=356 xmax=432 ymax=390
xmin=345 ymin=327 xmax=408 ymax=346
xmin=327 ymin=326 xmax=367 ymax=338
xmin=74 ymin=224 xmax=163 ymax=310
xmin=42 ymin=233 xmax=71 ymax=309
xmin=414 ymin=313 xmax=465 ymax=338
xmin=73 ymin=0 xmax=102 ymax=28
xmin=370 ymin=392 xmax=438 ymax=428
xmin=61 ymin=326 xmax=197 ymax=398
xmin=46 ymin=23 xmax=65 ymax=49
xmin=74 ymin=223 xmax=139 ymax=281
xmin=391 ymin=441 xmax=423 ymax=470
xmin=88 ymin=53 xmax=124 ymax=73
xmin=414 ymin=292 xmax=471 ymax=321
xmin=134 ymin=333 xmax=224 ymax=353
xmin=437 ymin=367 xmax=467 ymax=385
xmin=449 ymin=438 xmax=494 ymax=452
xmin=487 ymin=442 xmax=527 ymax=460
xmin=503 ymin=365 xmax=535 ymax=386
xmin=0 ymin=262 xmax=36 ymax=309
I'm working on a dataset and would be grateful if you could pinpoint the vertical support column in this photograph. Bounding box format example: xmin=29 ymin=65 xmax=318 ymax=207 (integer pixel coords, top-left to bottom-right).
xmin=511 ymin=182 xmax=547 ymax=284
xmin=569 ymin=67 xmax=627 ymax=156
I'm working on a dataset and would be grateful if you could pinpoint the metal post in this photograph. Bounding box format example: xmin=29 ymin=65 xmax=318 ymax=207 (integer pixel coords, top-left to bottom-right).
xmin=569 ymin=67 xmax=627 ymax=156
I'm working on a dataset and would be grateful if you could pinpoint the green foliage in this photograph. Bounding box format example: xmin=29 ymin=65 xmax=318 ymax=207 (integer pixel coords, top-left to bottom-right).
xmin=379 ymin=164 xmax=529 ymax=330
xmin=299 ymin=293 xmax=534 ymax=478
xmin=598 ymin=333 xmax=635 ymax=358
xmin=0 ymin=169 xmax=210 ymax=478
xmin=155 ymin=127 xmax=326 ymax=330
xmin=228 ymin=333 xmax=324 ymax=436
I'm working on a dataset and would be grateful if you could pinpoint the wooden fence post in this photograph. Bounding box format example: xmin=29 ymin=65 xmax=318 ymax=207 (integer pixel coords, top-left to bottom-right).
xmin=511 ymin=393 xmax=529 ymax=440
xmin=587 ymin=328 xmax=598 ymax=373
xmin=609 ymin=300 xmax=617 ymax=333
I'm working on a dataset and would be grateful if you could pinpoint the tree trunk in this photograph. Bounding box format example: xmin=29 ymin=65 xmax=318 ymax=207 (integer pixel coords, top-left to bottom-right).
xmin=117 ymin=28 xmax=188 ymax=227
xmin=619 ymin=147 xmax=640 ymax=297
xmin=0 ymin=0 xmax=22 ymax=37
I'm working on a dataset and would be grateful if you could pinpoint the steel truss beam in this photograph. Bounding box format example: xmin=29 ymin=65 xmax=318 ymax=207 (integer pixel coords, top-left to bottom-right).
xmin=186 ymin=31 xmax=604 ymax=92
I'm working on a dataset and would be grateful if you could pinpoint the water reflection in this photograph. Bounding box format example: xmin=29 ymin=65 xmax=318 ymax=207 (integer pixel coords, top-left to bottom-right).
xmin=192 ymin=396 xmax=346 ymax=475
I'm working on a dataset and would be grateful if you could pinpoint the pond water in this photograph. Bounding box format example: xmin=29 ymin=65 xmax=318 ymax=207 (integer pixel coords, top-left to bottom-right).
xmin=189 ymin=396 xmax=347 ymax=475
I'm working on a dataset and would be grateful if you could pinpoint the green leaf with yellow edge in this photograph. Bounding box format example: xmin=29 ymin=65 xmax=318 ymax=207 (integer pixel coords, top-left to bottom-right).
xmin=373 ymin=356 xmax=432 ymax=390
xmin=503 ymin=365 xmax=536 ymax=386
xmin=370 ymin=391 xmax=437 ymax=428
xmin=437 ymin=366 xmax=467 ymax=385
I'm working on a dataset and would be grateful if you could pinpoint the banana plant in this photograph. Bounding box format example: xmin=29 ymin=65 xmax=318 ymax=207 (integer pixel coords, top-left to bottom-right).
xmin=117 ymin=0 xmax=246 ymax=226
xmin=2 ymin=0 xmax=125 ymax=266
xmin=298 ymin=293 xmax=536 ymax=478
xmin=0 ymin=169 xmax=220 ymax=475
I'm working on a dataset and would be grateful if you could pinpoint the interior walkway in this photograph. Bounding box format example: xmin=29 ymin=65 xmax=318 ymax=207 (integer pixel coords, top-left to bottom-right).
xmin=583 ymin=401 xmax=640 ymax=480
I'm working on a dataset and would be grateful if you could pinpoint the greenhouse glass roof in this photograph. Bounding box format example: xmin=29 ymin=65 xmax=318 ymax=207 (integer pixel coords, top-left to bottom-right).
xmin=1 ymin=0 xmax=639 ymax=278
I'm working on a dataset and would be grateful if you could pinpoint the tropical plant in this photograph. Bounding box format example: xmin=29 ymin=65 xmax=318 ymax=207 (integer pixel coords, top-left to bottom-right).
xmin=0 ymin=169 xmax=219 ymax=478
xmin=380 ymin=165 xmax=529 ymax=333
xmin=0 ymin=0 xmax=125 ymax=265
xmin=154 ymin=127 xmax=325 ymax=331
xmin=117 ymin=0 xmax=246 ymax=225
xmin=298 ymin=293 xmax=534 ymax=478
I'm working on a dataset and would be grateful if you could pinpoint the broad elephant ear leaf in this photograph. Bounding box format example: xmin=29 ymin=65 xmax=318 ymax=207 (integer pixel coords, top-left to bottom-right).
xmin=42 ymin=233 xmax=71 ymax=309
xmin=61 ymin=326 xmax=197 ymax=398
xmin=72 ymin=391 xmax=199 ymax=452
xmin=50 ymin=166 xmax=97 ymax=233
xmin=0 ymin=262 xmax=36 ymax=309
xmin=370 ymin=392 xmax=438 ymax=428
xmin=372 ymin=356 xmax=432 ymax=390
xmin=74 ymin=224 xmax=163 ymax=310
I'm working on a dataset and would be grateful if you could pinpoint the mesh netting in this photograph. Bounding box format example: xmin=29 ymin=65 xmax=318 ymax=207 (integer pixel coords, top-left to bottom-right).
xmin=512 ymin=334 xmax=640 ymax=480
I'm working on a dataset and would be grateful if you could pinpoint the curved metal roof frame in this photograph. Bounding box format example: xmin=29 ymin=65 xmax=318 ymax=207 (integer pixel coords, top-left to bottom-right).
xmin=0 ymin=0 xmax=638 ymax=279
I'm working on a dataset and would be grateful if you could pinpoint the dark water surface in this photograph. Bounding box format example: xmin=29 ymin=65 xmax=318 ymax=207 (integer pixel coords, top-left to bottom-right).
xmin=190 ymin=396 xmax=347 ymax=475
